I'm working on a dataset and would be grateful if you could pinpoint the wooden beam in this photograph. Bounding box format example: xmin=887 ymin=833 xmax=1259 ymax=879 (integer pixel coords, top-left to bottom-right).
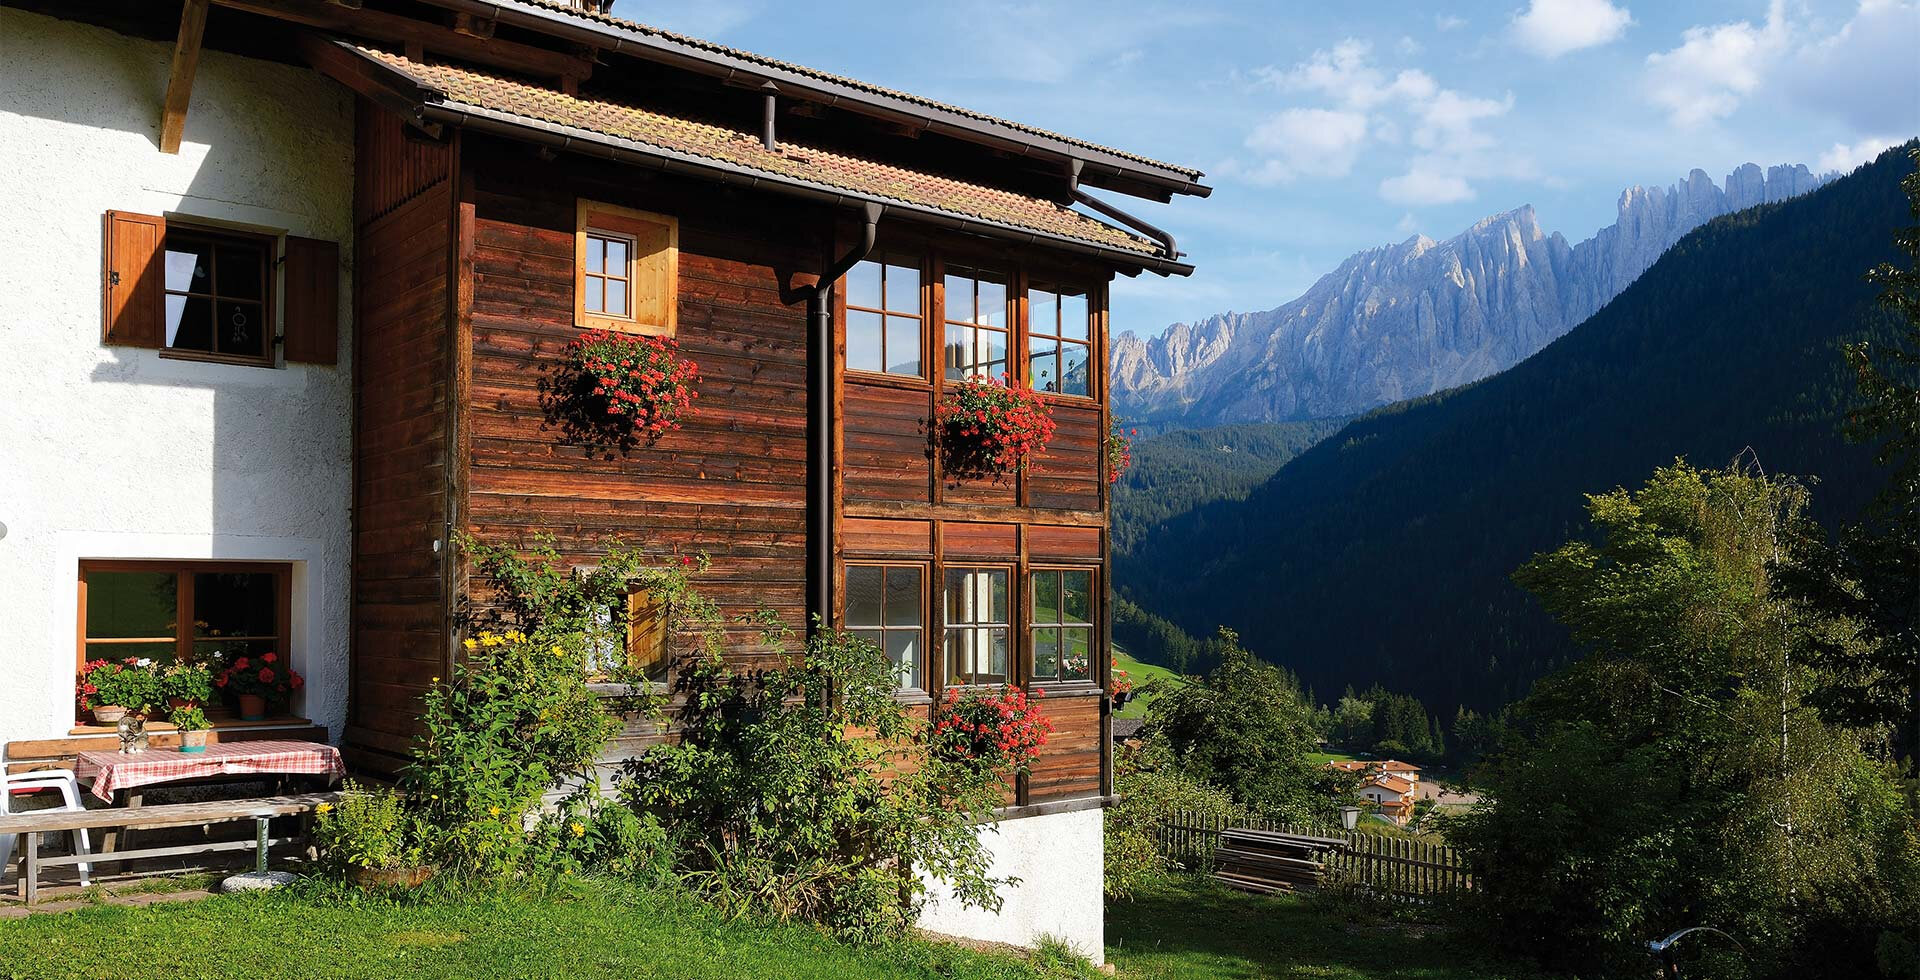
xmin=211 ymin=0 xmax=593 ymax=82
xmin=452 ymin=12 xmax=494 ymax=39
xmin=159 ymin=0 xmax=210 ymax=154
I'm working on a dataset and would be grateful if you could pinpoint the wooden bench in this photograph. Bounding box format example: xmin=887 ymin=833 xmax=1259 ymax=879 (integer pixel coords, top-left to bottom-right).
xmin=0 ymin=792 xmax=339 ymax=904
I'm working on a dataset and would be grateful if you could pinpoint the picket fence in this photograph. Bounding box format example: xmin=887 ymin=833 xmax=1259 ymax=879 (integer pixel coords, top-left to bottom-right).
xmin=1155 ymin=810 xmax=1473 ymax=903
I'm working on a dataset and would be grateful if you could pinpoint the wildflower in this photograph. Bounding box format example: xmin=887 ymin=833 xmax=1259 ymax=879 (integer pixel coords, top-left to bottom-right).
xmin=463 ymin=638 xmax=478 ymax=650
xmin=316 ymin=803 xmax=333 ymax=814
xmin=570 ymin=821 xmax=586 ymax=838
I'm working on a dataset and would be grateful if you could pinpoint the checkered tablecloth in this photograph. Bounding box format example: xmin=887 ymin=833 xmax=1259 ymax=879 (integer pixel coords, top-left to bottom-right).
xmin=76 ymin=740 xmax=346 ymax=802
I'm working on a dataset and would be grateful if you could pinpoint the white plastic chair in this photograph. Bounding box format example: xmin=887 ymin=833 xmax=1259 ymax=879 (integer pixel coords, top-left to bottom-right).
xmin=1 ymin=770 xmax=93 ymax=887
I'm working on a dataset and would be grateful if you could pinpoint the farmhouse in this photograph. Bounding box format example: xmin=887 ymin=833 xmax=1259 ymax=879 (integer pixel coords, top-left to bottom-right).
xmin=0 ymin=0 xmax=1204 ymax=954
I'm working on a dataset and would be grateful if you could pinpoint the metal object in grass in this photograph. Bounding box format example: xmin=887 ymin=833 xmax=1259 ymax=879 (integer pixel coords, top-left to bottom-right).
xmin=1647 ymin=926 xmax=1746 ymax=979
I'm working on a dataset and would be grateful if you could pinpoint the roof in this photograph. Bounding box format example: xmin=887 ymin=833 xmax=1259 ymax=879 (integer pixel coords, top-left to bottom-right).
xmin=1326 ymin=759 xmax=1421 ymax=774
xmin=445 ymin=0 xmax=1208 ymax=196
xmin=344 ymin=45 xmax=1177 ymax=265
xmin=1368 ymin=775 xmax=1416 ymax=795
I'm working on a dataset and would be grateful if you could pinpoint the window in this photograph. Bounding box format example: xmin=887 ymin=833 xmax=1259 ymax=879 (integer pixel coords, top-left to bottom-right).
xmin=1027 ymin=284 xmax=1092 ymax=397
xmin=162 ymin=225 xmax=273 ymax=364
xmin=943 ymin=266 xmax=1009 ymax=382
xmin=944 ymin=567 xmax=1010 ymax=686
xmin=1030 ymin=569 xmax=1095 ymax=683
xmin=846 ymin=565 xmax=925 ymax=690
xmin=844 ymin=256 xmax=923 ymax=377
xmin=574 ymin=199 xmax=677 ymax=334
xmin=78 ymin=560 xmax=290 ymax=669
xmin=588 ymin=587 xmax=670 ymax=681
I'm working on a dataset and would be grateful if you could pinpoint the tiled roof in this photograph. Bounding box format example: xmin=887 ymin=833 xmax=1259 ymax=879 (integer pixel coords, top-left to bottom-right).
xmin=355 ymin=47 xmax=1162 ymax=258
xmin=497 ymin=0 xmax=1204 ymax=181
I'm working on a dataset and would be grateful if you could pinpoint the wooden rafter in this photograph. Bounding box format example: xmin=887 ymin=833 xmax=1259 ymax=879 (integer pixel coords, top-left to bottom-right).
xmin=159 ymin=0 xmax=210 ymax=154
xmin=212 ymin=0 xmax=593 ymax=83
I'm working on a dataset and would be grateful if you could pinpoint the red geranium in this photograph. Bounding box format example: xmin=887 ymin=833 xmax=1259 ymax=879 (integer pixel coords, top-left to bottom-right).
xmin=216 ymin=654 xmax=302 ymax=708
xmin=933 ymin=375 xmax=1056 ymax=483
xmin=562 ymin=329 xmax=700 ymax=442
xmin=929 ymin=686 xmax=1052 ymax=775
xmin=1105 ymin=417 xmax=1136 ymax=484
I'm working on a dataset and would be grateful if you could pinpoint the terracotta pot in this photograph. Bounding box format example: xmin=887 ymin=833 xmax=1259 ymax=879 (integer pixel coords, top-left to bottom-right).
xmin=92 ymin=705 xmax=129 ymax=724
xmin=350 ymin=865 xmax=436 ymax=889
xmin=237 ymin=694 xmax=267 ymax=720
xmin=178 ymin=729 xmax=209 ymax=753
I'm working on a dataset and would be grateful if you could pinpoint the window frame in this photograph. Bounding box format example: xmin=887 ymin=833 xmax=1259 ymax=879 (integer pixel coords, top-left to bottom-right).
xmin=842 ymin=254 xmax=928 ymax=382
xmin=1027 ymin=565 xmax=1099 ymax=687
xmin=941 ymin=564 xmax=1014 ymax=688
xmin=1024 ymin=282 xmax=1094 ymax=399
xmin=574 ymin=199 xmax=678 ymax=336
xmin=157 ymin=222 xmax=278 ymax=368
xmin=843 ymin=562 xmax=930 ymax=694
xmin=941 ymin=264 xmax=1013 ymax=384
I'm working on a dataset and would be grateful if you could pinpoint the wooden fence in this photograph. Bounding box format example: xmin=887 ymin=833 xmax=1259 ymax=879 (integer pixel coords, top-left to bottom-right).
xmin=1155 ymin=810 xmax=1473 ymax=903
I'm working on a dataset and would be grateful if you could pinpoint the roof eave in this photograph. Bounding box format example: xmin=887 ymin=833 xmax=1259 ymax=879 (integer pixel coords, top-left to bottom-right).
xmin=408 ymin=0 xmax=1211 ymax=202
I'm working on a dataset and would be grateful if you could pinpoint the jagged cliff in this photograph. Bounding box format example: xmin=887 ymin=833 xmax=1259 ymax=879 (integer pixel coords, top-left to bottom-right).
xmin=1111 ymin=163 xmax=1832 ymax=426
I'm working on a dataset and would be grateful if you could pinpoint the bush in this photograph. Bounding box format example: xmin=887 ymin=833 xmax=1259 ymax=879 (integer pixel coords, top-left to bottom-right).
xmin=312 ymin=781 xmax=425 ymax=875
xmin=1104 ymin=737 xmax=1241 ymax=900
xmin=620 ymin=625 xmax=1022 ymax=941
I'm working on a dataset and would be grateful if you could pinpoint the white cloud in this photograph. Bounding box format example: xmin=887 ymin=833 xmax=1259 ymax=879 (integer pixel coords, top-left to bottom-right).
xmin=1436 ymin=14 xmax=1469 ymax=31
xmin=1781 ymin=0 xmax=1920 ymax=134
xmin=1381 ymin=169 xmax=1476 ymax=206
xmin=1644 ymin=1 xmax=1787 ymax=126
xmin=1510 ymin=0 xmax=1633 ymax=58
xmin=1817 ymin=136 xmax=1899 ymax=173
xmin=1242 ymin=108 xmax=1371 ymax=182
xmin=1394 ymin=212 xmax=1422 ymax=235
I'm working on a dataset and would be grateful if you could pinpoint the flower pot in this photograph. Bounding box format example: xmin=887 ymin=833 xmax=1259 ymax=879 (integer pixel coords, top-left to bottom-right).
xmin=92 ymin=705 xmax=129 ymax=725
xmin=178 ymin=729 xmax=209 ymax=753
xmin=350 ymin=864 xmax=436 ymax=890
xmin=237 ymin=694 xmax=267 ymax=720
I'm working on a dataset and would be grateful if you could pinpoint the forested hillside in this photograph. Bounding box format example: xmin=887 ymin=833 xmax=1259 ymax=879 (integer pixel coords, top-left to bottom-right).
xmin=1111 ymin=419 xmax=1345 ymax=554
xmin=1117 ymin=143 xmax=1917 ymax=713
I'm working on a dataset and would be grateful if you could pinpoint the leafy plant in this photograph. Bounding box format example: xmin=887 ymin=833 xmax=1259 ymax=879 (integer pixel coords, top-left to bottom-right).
xmin=313 ymin=781 xmax=425 ymax=874
xmin=928 ymin=686 xmax=1051 ymax=774
xmin=1104 ymin=736 xmax=1241 ymax=900
xmin=77 ymin=659 xmax=161 ymax=713
xmin=1105 ymin=416 xmax=1136 ymax=484
xmin=159 ymin=659 xmax=214 ymax=708
xmin=169 ymin=705 xmax=209 ymax=732
xmin=933 ymin=375 xmax=1056 ymax=483
xmin=543 ymin=329 xmax=700 ymax=456
xmin=213 ymin=652 xmax=303 ymax=708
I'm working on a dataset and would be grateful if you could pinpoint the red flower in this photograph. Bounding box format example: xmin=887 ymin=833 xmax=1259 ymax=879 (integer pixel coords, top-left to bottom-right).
xmin=233 ymin=657 xmax=250 ymax=670
xmin=262 ymin=652 xmax=278 ymax=664
xmin=258 ymin=668 xmax=275 ymax=683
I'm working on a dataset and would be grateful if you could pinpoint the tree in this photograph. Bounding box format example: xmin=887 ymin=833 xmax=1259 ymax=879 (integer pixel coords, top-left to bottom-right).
xmin=1449 ymin=461 xmax=1920 ymax=979
xmin=1142 ymin=627 xmax=1335 ymax=820
xmin=1780 ymin=147 xmax=1920 ymax=771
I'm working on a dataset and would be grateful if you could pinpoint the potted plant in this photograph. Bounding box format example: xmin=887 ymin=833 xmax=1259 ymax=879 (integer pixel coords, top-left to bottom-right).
xmin=548 ymin=328 xmax=701 ymax=453
xmin=215 ymin=652 xmax=304 ymax=720
xmin=932 ymin=375 xmax=1057 ymax=483
xmin=313 ymin=781 xmax=435 ymax=889
xmin=171 ymin=705 xmax=211 ymax=753
xmin=1110 ymin=659 xmax=1135 ymax=709
xmin=929 ymin=686 xmax=1053 ymax=774
xmin=1106 ymin=417 xmax=1137 ymax=484
xmin=160 ymin=659 xmax=215 ymax=713
xmin=77 ymin=658 xmax=160 ymax=724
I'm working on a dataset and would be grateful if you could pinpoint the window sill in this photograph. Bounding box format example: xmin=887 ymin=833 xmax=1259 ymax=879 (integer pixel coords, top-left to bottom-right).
xmin=158 ymin=348 xmax=277 ymax=370
xmin=68 ymin=714 xmax=313 ymax=736
xmin=1028 ymin=682 xmax=1104 ymax=698
xmin=845 ymin=370 xmax=931 ymax=390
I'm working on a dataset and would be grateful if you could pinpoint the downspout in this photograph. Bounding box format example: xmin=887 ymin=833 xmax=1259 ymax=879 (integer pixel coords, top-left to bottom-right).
xmin=1068 ymin=159 xmax=1179 ymax=260
xmin=760 ymin=82 xmax=778 ymax=152
xmin=807 ymin=201 xmax=883 ymax=638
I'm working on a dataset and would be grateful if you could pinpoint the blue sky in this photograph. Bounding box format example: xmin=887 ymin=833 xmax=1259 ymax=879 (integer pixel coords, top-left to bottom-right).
xmin=610 ymin=0 xmax=1920 ymax=336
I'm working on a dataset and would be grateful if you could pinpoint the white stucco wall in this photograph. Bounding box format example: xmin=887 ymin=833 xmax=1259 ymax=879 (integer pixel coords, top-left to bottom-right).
xmin=919 ymin=808 xmax=1106 ymax=964
xmin=0 ymin=9 xmax=355 ymax=750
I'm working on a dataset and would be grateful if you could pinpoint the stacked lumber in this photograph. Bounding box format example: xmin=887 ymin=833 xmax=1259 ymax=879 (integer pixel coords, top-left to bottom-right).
xmin=1212 ymin=827 xmax=1345 ymax=895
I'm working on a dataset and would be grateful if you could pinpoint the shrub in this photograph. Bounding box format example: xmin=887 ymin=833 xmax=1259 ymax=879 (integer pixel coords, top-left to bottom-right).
xmin=312 ymin=781 xmax=425 ymax=875
xmin=1104 ymin=737 xmax=1241 ymax=900
xmin=620 ymin=626 xmax=1019 ymax=941
xmin=933 ymin=375 xmax=1056 ymax=482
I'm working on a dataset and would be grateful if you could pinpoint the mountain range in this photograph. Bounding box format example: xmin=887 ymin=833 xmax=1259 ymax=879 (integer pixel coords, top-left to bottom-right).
xmin=1111 ymin=163 xmax=1834 ymax=428
xmin=1113 ymin=144 xmax=1914 ymax=713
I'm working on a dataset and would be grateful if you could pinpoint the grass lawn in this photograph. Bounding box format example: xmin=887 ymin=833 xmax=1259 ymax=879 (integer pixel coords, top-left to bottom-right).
xmin=0 ymin=878 xmax=1086 ymax=980
xmin=1306 ymin=750 xmax=1360 ymax=766
xmin=1112 ymin=647 xmax=1186 ymax=719
xmin=1106 ymin=877 xmax=1549 ymax=980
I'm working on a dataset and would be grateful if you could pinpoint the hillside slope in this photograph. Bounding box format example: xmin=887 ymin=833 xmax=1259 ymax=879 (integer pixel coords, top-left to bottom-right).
xmin=1117 ymin=145 xmax=1915 ymax=712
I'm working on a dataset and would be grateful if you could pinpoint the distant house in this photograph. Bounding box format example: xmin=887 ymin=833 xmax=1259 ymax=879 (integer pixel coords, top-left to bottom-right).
xmin=1326 ymin=758 xmax=1422 ymax=790
xmin=1327 ymin=759 xmax=1422 ymax=826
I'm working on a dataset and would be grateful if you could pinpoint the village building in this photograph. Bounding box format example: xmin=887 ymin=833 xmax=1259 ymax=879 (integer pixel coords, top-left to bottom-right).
xmin=1326 ymin=759 xmax=1424 ymax=826
xmin=0 ymin=0 xmax=1207 ymax=956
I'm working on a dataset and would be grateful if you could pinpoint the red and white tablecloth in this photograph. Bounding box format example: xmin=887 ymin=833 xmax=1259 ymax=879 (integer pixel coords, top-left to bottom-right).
xmin=76 ymin=740 xmax=346 ymax=802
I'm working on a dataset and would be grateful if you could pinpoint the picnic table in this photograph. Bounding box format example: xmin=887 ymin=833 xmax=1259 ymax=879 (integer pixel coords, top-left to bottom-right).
xmin=75 ymin=740 xmax=345 ymax=852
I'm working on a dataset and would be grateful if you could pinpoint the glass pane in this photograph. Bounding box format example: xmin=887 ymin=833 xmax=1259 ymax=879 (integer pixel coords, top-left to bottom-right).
xmin=164 ymin=240 xmax=212 ymax=293
xmin=1033 ymin=628 xmax=1059 ymax=682
xmin=218 ymin=301 xmax=265 ymax=358
xmin=1061 ymin=290 xmax=1090 ymax=341
xmin=1061 ymin=343 xmax=1090 ymax=397
xmin=1030 ymin=288 xmax=1059 ymax=337
xmin=945 ymin=630 xmax=968 ymax=685
xmin=585 ymin=237 xmax=604 ymax=274
xmin=1061 ymin=628 xmax=1093 ymax=680
xmin=887 ymin=263 xmax=919 ymax=314
xmin=982 ymin=331 xmax=1008 ymax=383
xmin=886 ymin=631 xmax=920 ymax=690
xmin=86 ymin=571 xmax=177 ymax=639
xmin=192 ymin=638 xmax=275 ymax=662
xmin=583 ymin=274 xmax=603 ymax=314
xmin=603 ymin=236 xmax=628 ymax=275
xmin=977 ymin=275 xmax=1006 ymax=328
xmin=944 ymin=323 xmax=974 ymax=381
xmin=847 ymin=260 xmax=882 ymax=310
xmin=1029 ymin=350 xmax=1058 ymax=394
xmin=988 ymin=628 xmax=1009 ymax=681
xmin=846 ymin=567 xmax=883 ymax=627
xmin=1033 ymin=571 xmax=1060 ymax=625
xmin=883 ymin=567 xmax=920 ymax=627
xmin=988 ymin=571 xmax=1009 ymax=623
xmin=167 ymin=296 xmax=213 ymax=351
xmin=846 ymin=310 xmax=884 ymax=373
xmin=214 ymin=242 xmax=264 ymax=299
xmin=1063 ymin=570 xmax=1093 ymax=623
xmin=851 ymin=628 xmax=884 ymax=654
xmin=944 ymin=273 xmax=972 ymax=322
xmin=884 ymin=316 xmax=921 ymax=376
xmin=194 ymin=572 xmax=278 ymax=638
xmin=87 ymin=641 xmax=175 ymax=666
xmin=605 ymin=278 xmax=628 ymax=317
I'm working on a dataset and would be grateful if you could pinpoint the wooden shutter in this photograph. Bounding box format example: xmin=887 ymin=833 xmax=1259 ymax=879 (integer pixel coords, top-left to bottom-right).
xmin=626 ymin=589 xmax=667 ymax=675
xmin=282 ymin=235 xmax=340 ymax=365
xmin=102 ymin=210 xmax=165 ymax=348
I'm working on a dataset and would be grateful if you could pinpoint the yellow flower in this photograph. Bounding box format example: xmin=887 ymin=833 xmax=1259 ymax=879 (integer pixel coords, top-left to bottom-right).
xmin=489 ymin=806 xmax=501 ymax=817
xmin=570 ymin=822 xmax=586 ymax=838
xmin=463 ymin=638 xmax=477 ymax=650
xmin=431 ymin=676 xmax=440 ymax=683
xmin=316 ymin=803 xmax=333 ymax=814
xmin=550 ymin=645 xmax=565 ymax=657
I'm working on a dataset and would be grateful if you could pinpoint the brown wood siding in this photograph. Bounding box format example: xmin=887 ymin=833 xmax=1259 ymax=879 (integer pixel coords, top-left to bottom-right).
xmin=348 ymin=103 xmax=456 ymax=766
xmin=460 ymin=146 xmax=825 ymax=661
xmin=1029 ymin=693 xmax=1103 ymax=802
xmin=1027 ymin=402 xmax=1102 ymax=511
xmin=842 ymin=382 xmax=933 ymax=502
